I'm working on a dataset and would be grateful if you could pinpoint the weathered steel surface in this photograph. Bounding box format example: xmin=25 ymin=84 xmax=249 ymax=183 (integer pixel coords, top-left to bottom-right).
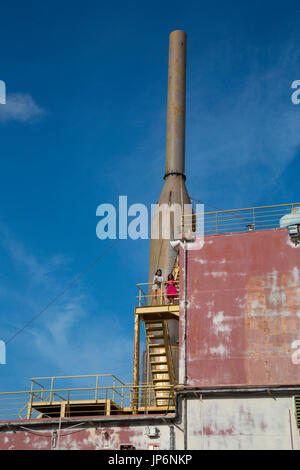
xmin=179 ymin=228 xmax=300 ymax=387
xmin=0 ymin=419 xmax=174 ymax=450
xmin=186 ymin=397 xmax=299 ymax=450
xmin=0 ymin=396 xmax=298 ymax=450
xmin=165 ymin=30 xmax=186 ymax=177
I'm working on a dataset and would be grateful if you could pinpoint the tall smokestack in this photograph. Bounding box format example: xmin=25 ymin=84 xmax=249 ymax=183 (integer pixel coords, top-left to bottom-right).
xmin=147 ymin=30 xmax=191 ymax=382
xmin=165 ymin=30 xmax=187 ymax=178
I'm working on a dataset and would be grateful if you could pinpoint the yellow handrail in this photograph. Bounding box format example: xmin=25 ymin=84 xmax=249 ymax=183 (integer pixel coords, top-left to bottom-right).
xmin=136 ymin=281 xmax=180 ymax=307
xmin=0 ymin=381 xmax=174 ymax=420
xmin=182 ymin=202 xmax=300 ymax=237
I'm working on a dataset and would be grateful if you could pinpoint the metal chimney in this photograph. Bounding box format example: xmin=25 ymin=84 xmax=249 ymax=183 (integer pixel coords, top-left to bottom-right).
xmin=165 ymin=30 xmax=187 ymax=178
xmin=147 ymin=30 xmax=191 ymax=382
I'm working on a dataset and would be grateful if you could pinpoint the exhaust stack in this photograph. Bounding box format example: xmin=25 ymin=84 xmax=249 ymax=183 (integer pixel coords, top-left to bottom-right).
xmin=147 ymin=30 xmax=191 ymax=382
xmin=165 ymin=30 xmax=187 ymax=178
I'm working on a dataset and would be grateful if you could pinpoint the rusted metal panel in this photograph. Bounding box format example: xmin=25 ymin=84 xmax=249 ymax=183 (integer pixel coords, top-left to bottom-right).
xmin=179 ymin=228 xmax=300 ymax=387
xmin=0 ymin=421 xmax=173 ymax=450
xmin=0 ymin=396 xmax=298 ymax=450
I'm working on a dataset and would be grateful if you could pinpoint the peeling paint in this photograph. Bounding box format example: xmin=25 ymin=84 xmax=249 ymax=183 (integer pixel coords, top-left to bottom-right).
xmin=180 ymin=229 xmax=300 ymax=387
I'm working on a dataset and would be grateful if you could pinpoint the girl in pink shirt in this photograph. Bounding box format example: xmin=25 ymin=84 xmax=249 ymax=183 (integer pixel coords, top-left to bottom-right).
xmin=166 ymin=273 xmax=178 ymax=304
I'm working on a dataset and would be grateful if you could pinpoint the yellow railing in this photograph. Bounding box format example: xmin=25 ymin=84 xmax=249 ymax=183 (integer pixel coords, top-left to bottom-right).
xmin=182 ymin=202 xmax=300 ymax=236
xmin=29 ymin=374 xmax=125 ymax=396
xmin=136 ymin=281 xmax=180 ymax=307
xmin=0 ymin=375 xmax=174 ymax=420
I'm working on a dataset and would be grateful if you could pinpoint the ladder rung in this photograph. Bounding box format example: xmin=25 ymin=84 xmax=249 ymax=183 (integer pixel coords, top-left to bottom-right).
xmin=144 ymin=320 xmax=164 ymax=324
xmin=146 ymin=327 xmax=164 ymax=332
xmin=149 ymin=353 xmax=167 ymax=357
xmin=148 ymin=335 xmax=164 ymax=339
xmin=150 ymin=360 xmax=168 ymax=365
xmin=148 ymin=344 xmax=165 ymax=348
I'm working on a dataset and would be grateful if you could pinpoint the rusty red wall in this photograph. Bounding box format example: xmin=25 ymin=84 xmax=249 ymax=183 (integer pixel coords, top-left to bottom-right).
xmin=0 ymin=420 xmax=173 ymax=450
xmin=179 ymin=228 xmax=300 ymax=387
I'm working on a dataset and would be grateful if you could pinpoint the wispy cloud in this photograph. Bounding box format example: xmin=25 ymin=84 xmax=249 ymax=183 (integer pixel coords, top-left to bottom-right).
xmin=187 ymin=37 xmax=300 ymax=207
xmin=0 ymin=223 xmax=67 ymax=284
xmin=0 ymin=93 xmax=45 ymax=123
xmin=0 ymin=222 xmax=132 ymax=384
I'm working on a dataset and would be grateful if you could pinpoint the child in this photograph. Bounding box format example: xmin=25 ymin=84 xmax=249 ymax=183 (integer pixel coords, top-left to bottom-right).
xmin=152 ymin=269 xmax=163 ymax=305
xmin=166 ymin=273 xmax=178 ymax=304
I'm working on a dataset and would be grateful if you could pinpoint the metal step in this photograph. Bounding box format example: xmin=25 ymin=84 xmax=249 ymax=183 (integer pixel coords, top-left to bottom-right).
xmin=150 ymin=361 xmax=168 ymax=366
xmin=146 ymin=327 xmax=164 ymax=332
xmin=149 ymin=353 xmax=167 ymax=357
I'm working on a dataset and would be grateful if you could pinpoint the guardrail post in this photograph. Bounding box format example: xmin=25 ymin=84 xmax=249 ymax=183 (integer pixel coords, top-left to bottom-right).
xmin=106 ymin=398 xmax=111 ymax=416
xmin=60 ymin=402 xmax=66 ymax=418
xmin=95 ymin=375 xmax=99 ymax=401
xmin=50 ymin=377 xmax=54 ymax=404
xmin=27 ymin=392 xmax=33 ymax=419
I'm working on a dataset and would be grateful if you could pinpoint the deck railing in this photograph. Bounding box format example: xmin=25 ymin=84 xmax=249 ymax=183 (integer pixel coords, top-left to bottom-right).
xmin=182 ymin=202 xmax=300 ymax=237
xmin=136 ymin=281 xmax=180 ymax=307
xmin=0 ymin=375 xmax=173 ymax=420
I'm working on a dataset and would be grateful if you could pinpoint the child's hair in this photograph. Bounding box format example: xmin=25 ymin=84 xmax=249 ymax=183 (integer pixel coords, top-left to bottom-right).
xmin=156 ymin=269 xmax=162 ymax=276
xmin=168 ymin=273 xmax=174 ymax=281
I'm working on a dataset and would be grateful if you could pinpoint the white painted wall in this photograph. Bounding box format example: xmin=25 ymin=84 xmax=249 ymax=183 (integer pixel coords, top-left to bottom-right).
xmin=183 ymin=396 xmax=300 ymax=450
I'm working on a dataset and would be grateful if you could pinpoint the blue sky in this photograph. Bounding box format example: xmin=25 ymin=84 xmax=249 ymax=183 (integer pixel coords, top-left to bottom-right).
xmin=0 ymin=0 xmax=300 ymax=391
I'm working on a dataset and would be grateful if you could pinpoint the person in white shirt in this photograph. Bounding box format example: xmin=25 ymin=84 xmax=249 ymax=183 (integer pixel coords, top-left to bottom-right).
xmin=152 ymin=269 xmax=163 ymax=305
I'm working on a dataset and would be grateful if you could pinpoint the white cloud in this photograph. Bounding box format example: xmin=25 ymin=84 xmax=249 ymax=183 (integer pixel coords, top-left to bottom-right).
xmin=0 ymin=93 xmax=45 ymax=123
xmin=0 ymin=222 xmax=132 ymax=382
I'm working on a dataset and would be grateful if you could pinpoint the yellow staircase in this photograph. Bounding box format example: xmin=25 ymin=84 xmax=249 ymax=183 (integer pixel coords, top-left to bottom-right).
xmin=144 ymin=319 xmax=175 ymax=406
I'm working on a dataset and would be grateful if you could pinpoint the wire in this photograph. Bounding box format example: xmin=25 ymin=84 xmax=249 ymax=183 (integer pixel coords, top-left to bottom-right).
xmin=19 ymin=421 xmax=86 ymax=439
xmin=190 ymin=196 xmax=224 ymax=212
xmin=190 ymin=196 xmax=254 ymax=224
xmin=5 ymin=240 xmax=119 ymax=346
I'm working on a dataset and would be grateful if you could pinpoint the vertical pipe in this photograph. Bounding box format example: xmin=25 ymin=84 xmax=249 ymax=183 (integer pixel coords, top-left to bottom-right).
xmin=169 ymin=425 xmax=175 ymax=450
xmin=183 ymin=240 xmax=188 ymax=450
xmin=289 ymin=408 xmax=294 ymax=450
xmin=183 ymin=241 xmax=188 ymax=385
xmin=133 ymin=313 xmax=140 ymax=413
xmin=165 ymin=30 xmax=187 ymax=178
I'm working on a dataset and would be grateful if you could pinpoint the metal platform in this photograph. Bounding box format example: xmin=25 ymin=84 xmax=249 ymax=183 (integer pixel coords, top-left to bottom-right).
xmin=135 ymin=304 xmax=179 ymax=321
xmin=0 ymin=375 xmax=174 ymax=421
